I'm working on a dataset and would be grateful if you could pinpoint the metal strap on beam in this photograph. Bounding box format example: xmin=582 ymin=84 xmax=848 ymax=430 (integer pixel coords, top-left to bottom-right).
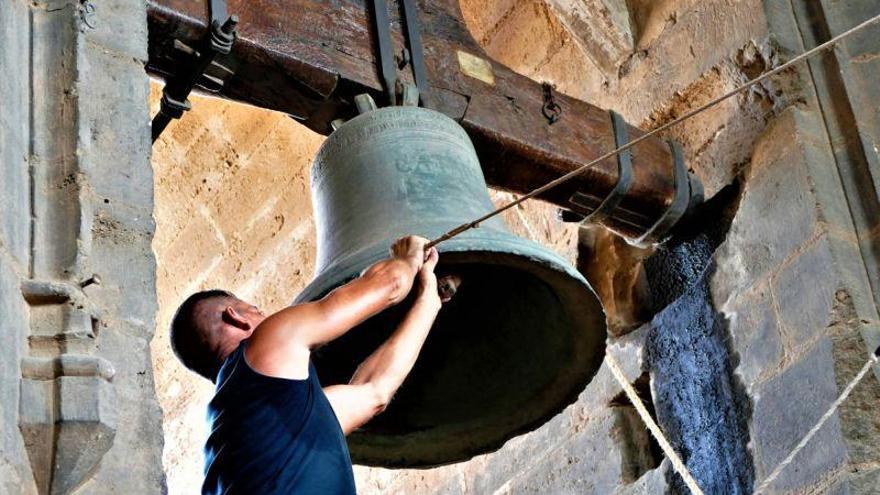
xmin=634 ymin=140 xmax=690 ymax=245
xmin=569 ymin=110 xmax=634 ymax=224
xmin=370 ymin=0 xmax=397 ymax=106
xmin=369 ymin=0 xmax=429 ymax=107
xmin=401 ymin=0 xmax=428 ymax=104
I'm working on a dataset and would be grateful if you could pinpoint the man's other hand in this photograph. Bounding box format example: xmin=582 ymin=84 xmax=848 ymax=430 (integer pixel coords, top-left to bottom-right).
xmin=416 ymin=247 xmax=442 ymax=310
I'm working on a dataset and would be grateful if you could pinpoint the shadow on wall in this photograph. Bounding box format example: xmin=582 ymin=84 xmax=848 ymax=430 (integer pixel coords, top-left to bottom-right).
xmin=643 ymin=183 xmax=756 ymax=494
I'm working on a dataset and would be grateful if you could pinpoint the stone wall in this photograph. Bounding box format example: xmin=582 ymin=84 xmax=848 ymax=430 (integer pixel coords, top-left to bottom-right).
xmin=0 ymin=0 xmax=165 ymax=493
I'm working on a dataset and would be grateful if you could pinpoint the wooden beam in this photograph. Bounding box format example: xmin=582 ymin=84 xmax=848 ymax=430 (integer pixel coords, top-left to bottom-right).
xmin=146 ymin=0 xmax=698 ymax=240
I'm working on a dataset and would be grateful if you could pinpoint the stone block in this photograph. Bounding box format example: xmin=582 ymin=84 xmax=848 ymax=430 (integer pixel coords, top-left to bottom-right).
xmin=717 ymin=149 xmax=817 ymax=292
xmin=82 ymin=0 xmax=148 ymax=61
xmin=0 ymin=0 xmax=30 ymax=136
xmin=20 ymin=370 xmax=117 ymax=495
xmin=725 ymin=285 xmax=784 ymax=389
xmin=849 ymin=467 xmax=880 ymax=495
xmin=87 ymin=232 xmax=158 ymax=329
xmin=502 ymin=409 xmax=626 ymax=494
xmin=78 ymin=47 xmax=153 ymax=211
xmin=530 ymin=39 xmax=602 ymax=101
xmin=483 ymin=0 xmax=565 ymax=75
xmin=751 ymin=339 xmax=848 ymax=493
xmin=767 ymin=229 xmax=880 ymax=379
xmin=0 ymin=253 xmax=34 ymax=494
xmin=0 ymin=140 xmax=29 ymax=267
xmin=0 ymin=0 xmax=31 ymax=267
xmin=820 ymin=0 xmax=880 ymax=60
xmin=459 ymin=0 xmax=519 ymax=43
xmin=715 ymin=107 xmax=856 ymax=299
xmin=771 ymin=237 xmax=838 ymax=350
xmin=544 ymin=0 xmax=634 ymax=75
xmin=615 ymin=460 xmax=671 ymax=495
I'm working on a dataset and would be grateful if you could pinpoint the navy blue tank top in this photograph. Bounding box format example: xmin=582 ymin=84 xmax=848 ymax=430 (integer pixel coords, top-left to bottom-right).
xmin=203 ymin=342 xmax=356 ymax=494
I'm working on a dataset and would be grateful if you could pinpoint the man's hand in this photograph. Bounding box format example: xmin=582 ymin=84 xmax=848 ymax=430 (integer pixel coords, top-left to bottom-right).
xmin=327 ymin=246 xmax=443 ymax=434
xmin=415 ymin=247 xmax=442 ymax=310
xmin=390 ymin=235 xmax=429 ymax=275
xmin=245 ymin=234 xmax=433 ymax=380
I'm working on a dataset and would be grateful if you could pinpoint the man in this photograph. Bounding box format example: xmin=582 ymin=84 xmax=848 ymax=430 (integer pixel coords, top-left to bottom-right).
xmin=169 ymin=235 xmax=444 ymax=494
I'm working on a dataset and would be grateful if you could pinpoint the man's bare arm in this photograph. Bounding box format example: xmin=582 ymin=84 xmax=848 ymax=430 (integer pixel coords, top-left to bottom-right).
xmin=325 ymin=248 xmax=442 ymax=434
xmin=245 ymin=236 xmax=427 ymax=379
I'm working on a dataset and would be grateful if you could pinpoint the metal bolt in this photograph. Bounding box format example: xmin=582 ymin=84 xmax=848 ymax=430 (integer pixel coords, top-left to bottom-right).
xmin=80 ymin=274 xmax=101 ymax=288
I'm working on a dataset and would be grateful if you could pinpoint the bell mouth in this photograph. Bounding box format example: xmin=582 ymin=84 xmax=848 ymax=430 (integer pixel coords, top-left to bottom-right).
xmin=305 ymin=245 xmax=606 ymax=467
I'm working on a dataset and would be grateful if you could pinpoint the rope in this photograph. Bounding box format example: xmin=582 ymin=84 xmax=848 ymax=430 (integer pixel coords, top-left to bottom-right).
xmin=753 ymin=351 xmax=880 ymax=494
xmin=505 ymin=193 xmax=540 ymax=241
xmin=425 ymin=13 xmax=880 ymax=249
xmin=606 ymin=354 xmax=706 ymax=495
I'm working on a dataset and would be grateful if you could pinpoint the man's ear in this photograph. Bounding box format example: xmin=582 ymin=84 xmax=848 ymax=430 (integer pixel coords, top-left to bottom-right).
xmin=222 ymin=306 xmax=252 ymax=331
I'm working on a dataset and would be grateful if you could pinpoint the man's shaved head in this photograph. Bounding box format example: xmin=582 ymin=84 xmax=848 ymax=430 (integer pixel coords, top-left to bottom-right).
xmin=170 ymin=289 xmax=235 ymax=382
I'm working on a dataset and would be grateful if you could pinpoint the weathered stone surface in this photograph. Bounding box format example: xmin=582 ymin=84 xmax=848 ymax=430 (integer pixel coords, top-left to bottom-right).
xmin=500 ymin=409 xmax=627 ymax=493
xmin=826 ymin=288 xmax=880 ymax=477
xmin=543 ymin=0 xmax=634 ymax=75
xmin=482 ymin=0 xmax=567 ymax=77
xmin=78 ymin=47 xmax=154 ymax=212
xmin=0 ymin=254 xmax=36 ymax=495
xmin=20 ymin=374 xmax=117 ymax=495
xmin=82 ymin=0 xmax=149 ymax=61
xmin=771 ymin=237 xmax=838 ymax=351
xmin=849 ymin=468 xmax=880 ymax=495
xmin=751 ymin=339 xmax=849 ymax=493
xmin=79 ymin=42 xmax=166 ymax=495
xmin=0 ymin=0 xmax=31 ymax=268
xmin=724 ymin=284 xmax=784 ymax=389
xmin=714 ymin=112 xmax=822 ymax=295
xmin=615 ymin=459 xmax=670 ymax=495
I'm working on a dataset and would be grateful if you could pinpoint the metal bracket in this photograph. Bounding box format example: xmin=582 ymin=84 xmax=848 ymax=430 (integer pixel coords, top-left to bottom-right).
xmin=633 ymin=140 xmax=691 ymax=245
xmin=401 ymin=0 xmax=428 ymax=104
xmin=369 ymin=0 xmax=429 ymax=107
xmin=569 ymin=110 xmax=633 ymax=224
xmin=151 ymin=0 xmax=238 ymax=142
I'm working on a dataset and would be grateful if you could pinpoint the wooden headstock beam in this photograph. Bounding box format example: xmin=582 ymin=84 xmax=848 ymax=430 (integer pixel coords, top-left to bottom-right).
xmin=146 ymin=0 xmax=698 ymax=239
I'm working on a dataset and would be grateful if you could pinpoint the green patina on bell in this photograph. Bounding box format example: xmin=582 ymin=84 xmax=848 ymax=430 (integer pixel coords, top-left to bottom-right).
xmin=296 ymin=106 xmax=607 ymax=467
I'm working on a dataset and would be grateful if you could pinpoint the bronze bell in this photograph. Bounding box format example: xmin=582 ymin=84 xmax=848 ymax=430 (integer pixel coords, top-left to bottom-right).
xmin=296 ymin=106 xmax=607 ymax=467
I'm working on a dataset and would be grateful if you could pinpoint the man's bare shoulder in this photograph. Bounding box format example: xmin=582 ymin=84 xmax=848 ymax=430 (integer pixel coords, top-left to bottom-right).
xmin=244 ymin=303 xmax=315 ymax=380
